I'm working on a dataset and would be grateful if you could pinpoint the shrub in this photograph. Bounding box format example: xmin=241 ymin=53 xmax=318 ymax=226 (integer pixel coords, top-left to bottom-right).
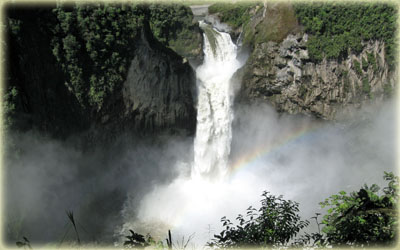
xmin=306 ymin=36 xmax=324 ymax=62
xmin=320 ymin=172 xmax=398 ymax=247
xmin=367 ymin=52 xmax=378 ymax=72
xmin=342 ymin=71 xmax=351 ymax=93
xmin=362 ymin=77 xmax=371 ymax=95
xmin=208 ymin=191 xmax=309 ymax=248
xmin=353 ymin=60 xmax=362 ymax=76
xmin=383 ymin=83 xmax=393 ymax=97
xmin=362 ymin=56 xmax=369 ymax=71
xmin=124 ymin=230 xmax=150 ymax=248
xmin=2 ymin=86 xmax=18 ymax=128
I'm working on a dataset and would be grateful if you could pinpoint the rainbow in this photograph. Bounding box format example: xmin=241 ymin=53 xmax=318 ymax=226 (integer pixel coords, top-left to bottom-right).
xmin=228 ymin=121 xmax=325 ymax=177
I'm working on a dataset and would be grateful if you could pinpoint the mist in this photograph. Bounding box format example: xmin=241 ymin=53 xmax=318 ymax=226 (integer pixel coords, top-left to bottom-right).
xmin=4 ymin=35 xmax=397 ymax=247
xmin=230 ymin=99 xmax=397 ymax=224
xmin=117 ymin=98 xmax=396 ymax=247
xmin=3 ymin=99 xmax=397 ymax=247
xmin=3 ymin=132 xmax=193 ymax=245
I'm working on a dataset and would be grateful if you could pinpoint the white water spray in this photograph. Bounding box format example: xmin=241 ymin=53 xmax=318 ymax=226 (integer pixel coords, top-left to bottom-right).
xmin=118 ymin=22 xmax=395 ymax=248
xmin=118 ymin=23 xmax=247 ymax=245
xmin=192 ymin=21 xmax=242 ymax=180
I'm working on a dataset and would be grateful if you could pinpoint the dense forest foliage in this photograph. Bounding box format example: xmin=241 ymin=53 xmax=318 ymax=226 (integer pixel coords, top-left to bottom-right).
xmin=52 ymin=3 xmax=199 ymax=111
xmin=5 ymin=3 xmax=200 ymax=115
xmin=51 ymin=4 xmax=145 ymax=110
xmin=208 ymin=2 xmax=397 ymax=66
xmin=149 ymin=4 xmax=202 ymax=61
xmin=208 ymin=2 xmax=254 ymax=29
xmin=294 ymin=2 xmax=397 ymax=66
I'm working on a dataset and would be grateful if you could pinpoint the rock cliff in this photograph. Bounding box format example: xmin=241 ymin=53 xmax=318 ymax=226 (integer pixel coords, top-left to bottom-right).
xmin=234 ymin=3 xmax=397 ymax=120
xmin=5 ymin=7 xmax=88 ymax=137
xmin=6 ymin=7 xmax=197 ymax=139
xmin=237 ymin=33 xmax=396 ymax=119
xmin=121 ymin=23 xmax=196 ymax=135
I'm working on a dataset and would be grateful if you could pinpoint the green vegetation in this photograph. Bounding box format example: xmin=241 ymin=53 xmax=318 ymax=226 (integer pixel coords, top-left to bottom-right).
xmin=362 ymin=56 xmax=369 ymax=71
xmin=294 ymin=3 xmax=397 ymax=66
xmin=368 ymin=52 xmax=378 ymax=72
xmin=5 ymin=3 xmax=200 ymax=135
xmin=384 ymin=83 xmax=393 ymax=97
xmin=124 ymin=229 xmax=150 ymax=248
xmin=353 ymin=59 xmax=362 ymax=76
xmin=122 ymin=229 xmax=191 ymax=249
xmin=320 ymin=171 xmax=398 ymax=247
xmin=149 ymin=4 xmax=193 ymax=44
xmin=49 ymin=3 xmax=199 ymax=112
xmin=2 ymin=86 xmax=18 ymax=128
xmin=201 ymin=24 xmax=219 ymax=55
xmin=7 ymin=18 xmax=22 ymax=37
xmin=208 ymin=172 xmax=398 ymax=248
xmin=343 ymin=78 xmax=351 ymax=94
xmin=51 ymin=3 xmax=146 ymax=110
xmin=208 ymin=191 xmax=309 ymax=248
xmin=207 ymin=2 xmax=299 ymax=46
xmin=209 ymin=2 xmax=396 ymax=70
xmin=342 ymin=70 xmax=351 ymax=93
xmin=15 ymin=236 xmax=31 ymax=249
xmin=299 ymin=84 xmax=307 ymax=98
xmin=149 ymin=3 xmax=202 ymax=60
xmin=362 ymin=77 xmax=371 ymax=96
xmin=242 ymin=3 xmax=299 ymax=46
xmin=208 ymin=2 xmax=254 ymax=29
xmin=11 ymin=172 xmax=398 ymax=248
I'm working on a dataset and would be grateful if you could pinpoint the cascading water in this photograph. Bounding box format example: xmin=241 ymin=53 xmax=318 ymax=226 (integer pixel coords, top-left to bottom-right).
xmin=119 ymin=22 xmax=248 ymax=245
xmin=192 ymin=21 xmax=243 ymax=180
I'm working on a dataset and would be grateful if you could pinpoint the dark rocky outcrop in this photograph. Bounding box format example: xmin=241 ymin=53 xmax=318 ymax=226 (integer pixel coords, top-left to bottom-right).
xmin=109 ymin=22 xmax=197 ymax=136
xmin=5 ymin=7 xmax=89 ymax=137
xmin=6 ymin=7 xmax=197 ymax=141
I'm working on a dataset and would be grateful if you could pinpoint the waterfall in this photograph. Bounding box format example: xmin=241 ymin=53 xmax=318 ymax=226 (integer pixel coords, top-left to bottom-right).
xmin=192 ymin=21 xmax=242 ymax=180
xmin=118 ymin=22 xmax=247 ymax=245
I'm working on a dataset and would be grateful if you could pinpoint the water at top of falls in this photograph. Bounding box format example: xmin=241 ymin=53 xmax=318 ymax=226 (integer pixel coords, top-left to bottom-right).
xmin=192 ymin=21 xmax=244 ymax=181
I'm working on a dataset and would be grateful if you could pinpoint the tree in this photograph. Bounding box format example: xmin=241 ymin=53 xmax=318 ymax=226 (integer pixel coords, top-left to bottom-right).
xmin=51 ymin=3 xmax=145 ymax=111
xmin=50 ymin=3 xmax=200 ymax=112
xmin=319 ymin=172 xmax=398 ymax=247
xmin=294 ymin=2 xmax=397 ymax=66
xmin=208 ymin=191 xmax=309 ymax=248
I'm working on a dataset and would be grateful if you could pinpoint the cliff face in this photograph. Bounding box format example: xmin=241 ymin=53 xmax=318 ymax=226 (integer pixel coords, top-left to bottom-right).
xmin=237 ymin=33 xmax=396 ymax=119
xmin=6 ymin=7 xmax=197 ymax=139
xmin=121 ymin=24 xmax=196 ymax=135
xmin=5 ymin=8 xmax=88 ymax=137
xmin=235 ymin=3 xmax=397 ymax=120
